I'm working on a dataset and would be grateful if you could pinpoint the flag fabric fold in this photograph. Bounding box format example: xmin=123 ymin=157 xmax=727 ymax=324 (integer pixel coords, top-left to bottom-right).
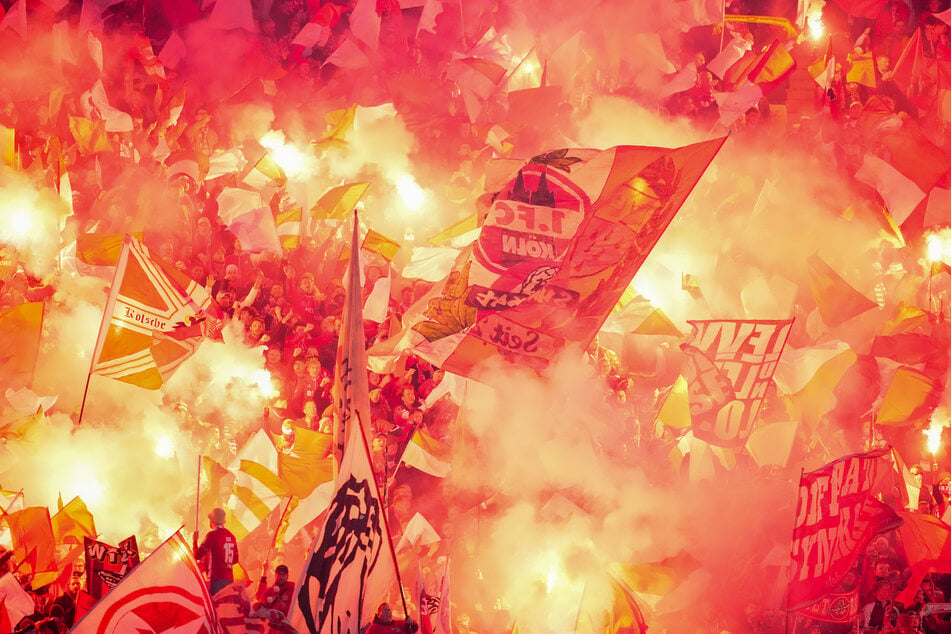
xmin=72 ymin=531 xmax=218 ymax=633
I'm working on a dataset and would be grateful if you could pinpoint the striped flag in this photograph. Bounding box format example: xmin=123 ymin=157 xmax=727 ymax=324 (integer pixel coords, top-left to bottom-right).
xmin=401 ymin=429 xmax=451 ymax=478
xmin=91 ymin=235 xmax=219 ymax=389
xmin=226 ymin=430 xmax=288 ymax=540
xmin=71 ymin=531 xmax=219 ymax=634
xmin=273 ymin=192 xmax=302 ymax=250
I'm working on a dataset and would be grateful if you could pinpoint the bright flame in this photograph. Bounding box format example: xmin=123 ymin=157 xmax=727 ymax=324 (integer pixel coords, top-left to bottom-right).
xmin=8 ymin=207 xmax=32 ymax=239
xmin=925 ymin=418 xmax=944 ymax=455
xmin=545 ymin=563 xmax=560 ymax=593
xmin=252 ymin=369 xmax=277 ymax=399
xmin=395 ymin=174 xmax=426 ymax=214
xmin=154 ymin=434 xmax=175 ymax=458
xmin=73 ymin=474 xmax=105 ymax=505
xmin=927 ymin=233 xmax=944 ymax=263
xmin=261 ymin=130 xmax=310 ymax=179
xmin=808 ymin=14 xmax=824 ymax=40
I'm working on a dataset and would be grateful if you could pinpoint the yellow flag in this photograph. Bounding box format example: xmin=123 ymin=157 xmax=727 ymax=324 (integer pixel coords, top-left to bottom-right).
xmin=362 ymin=229 xmax=401 ymax=261
xmin=655 ymin=375 xmax=691 ymax=429
xmin=314 ymin=104 xmax=357 ymax=148
xmin=68 ymin=116 xmax=112 ymax=154
xmin=0 ymin=125 xmax=15 ymax=167
xmin=76 ymin=232 xmax=143 ymax=266
xmin=878 ymin=366 xmax=937 ymax=426
xmin=310 ymin=182 xmax=370 ymax=220
xmin=633 ymin=308 xmax=682 ymax=337
xmin=51 ymin=496 xmax=96 ymax=548
xmin=427 ymin=213 xmax=478 ymax=246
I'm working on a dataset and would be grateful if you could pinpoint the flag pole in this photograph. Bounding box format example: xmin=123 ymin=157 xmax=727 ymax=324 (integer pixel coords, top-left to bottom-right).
xmin=262 ymin=496 xmax=295 ymax=578
xmin=193 ymin=455 xmax=201 ymax=551
xmin=0 ymin=488 xmax=24 ymax=521
xmin=77 ymin=234 xmax=132 ymax=426
xmin=785 ymin=467 xmax=805 ymax=634
xmin=355 ymin=408 xmax=412 ymax=623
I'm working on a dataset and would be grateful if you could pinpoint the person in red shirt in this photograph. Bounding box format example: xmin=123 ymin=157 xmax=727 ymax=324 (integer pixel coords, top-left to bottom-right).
xmin=254 ymin=564 xmax=296 ymax=633
xmin=365 ymin=603 xmax=418 ymax=634
xmin=193 ymin=507 xmax=239 ymax=595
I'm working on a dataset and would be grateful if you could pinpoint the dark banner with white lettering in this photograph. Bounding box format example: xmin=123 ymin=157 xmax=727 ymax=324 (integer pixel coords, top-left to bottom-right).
xmin=84 ymin=535 xmax=140 ymax=599
xmin=788 ymin=450 xmax=902 ymax=611
xmin=682 ymin=319 xmax=793 ymax=448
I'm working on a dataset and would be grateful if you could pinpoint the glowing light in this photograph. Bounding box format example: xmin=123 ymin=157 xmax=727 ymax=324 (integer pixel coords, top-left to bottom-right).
xmin=154 ymin=434 xmax=176 ymax=458
xmin=261 ymin=130 xmax=310 ymax=179
xmin=252 ymin=369 xmax=277 ymax=398
xmin=925 ymin=418 xmax=944 ymax=455
xmin=522 ymin=60 xmax=536 ymax=75
xmin=545 ymin=564 xmax=560 ymax=594
xmin=395 ymin=174 xmax=426 ymax=213
xmin=928 ymin=233 xmax=943 ymax=263
xmin=808 ymin=14 xmax=824 ymax=40
xmin=73 ymin=475 xmax=105 ymax=505
xmin=8 ymin=207 xmax=32 ymax=239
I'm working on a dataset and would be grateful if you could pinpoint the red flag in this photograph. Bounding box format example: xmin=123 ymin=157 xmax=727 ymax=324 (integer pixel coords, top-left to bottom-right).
xmin=829 ymin=0 xmax=888 ymax=19
xmin=83 ymin=535 xmax=140 ymax=600
xmin=894 ymin=511 xmax=951 ymax=605
xmin=788 ymin=449 xmax=903 ymax=611
xmin=71 ymin=531 xmax=217 ymax=633
xmin=682 ymin=319 xmax=793 ymax=448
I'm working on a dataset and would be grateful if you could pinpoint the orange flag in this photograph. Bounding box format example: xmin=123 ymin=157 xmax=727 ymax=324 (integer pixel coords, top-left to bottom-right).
xmin=0 ymin=302 xmax=43 ymax=389
xmin=75 ymin=232 xmax=143 ymax=266
xmin=876 ymin=365 xmax=938 ymax=426
xmin=807 ymin=254 xmax=878 ymax=327
xmin=51 ymin=497 xmax=96 ymax=549
xmin=5 ymin=507 xmax=57 ymax=582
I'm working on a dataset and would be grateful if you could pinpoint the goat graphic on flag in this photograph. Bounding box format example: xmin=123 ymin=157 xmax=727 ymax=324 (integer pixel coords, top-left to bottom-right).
xmin=92 ymin=234 xmax=219 ymax=389
xmin=293 ymin=214 xmax=398 ymax=634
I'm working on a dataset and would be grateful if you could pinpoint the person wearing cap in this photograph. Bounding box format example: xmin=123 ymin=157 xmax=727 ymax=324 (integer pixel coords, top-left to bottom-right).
xmin=194 ymin=508 xmax=240 ymax=596
xmin=253 ymin=564 xmax=296 ymax=633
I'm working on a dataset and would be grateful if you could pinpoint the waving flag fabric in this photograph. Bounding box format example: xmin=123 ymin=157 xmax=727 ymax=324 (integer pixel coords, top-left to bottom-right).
xmin=92 ymin=235 xmax=218 ymax=389
xmin=393 ymin=139 xmax=725 ymax=379
xmin=72 ymin=531 xmax=218 ymax=634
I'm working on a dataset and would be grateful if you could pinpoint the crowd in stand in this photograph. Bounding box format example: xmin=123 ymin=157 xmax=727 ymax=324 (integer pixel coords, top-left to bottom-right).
xmin=8 ymin=0 xmax=951 ymax=631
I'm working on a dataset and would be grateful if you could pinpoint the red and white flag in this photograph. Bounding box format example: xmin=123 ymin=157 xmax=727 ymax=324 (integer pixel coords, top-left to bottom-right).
xmin=71 ymin=531 xmax=219 ymax=633
xmin=788 ymin=449 xmax=903 ymax=611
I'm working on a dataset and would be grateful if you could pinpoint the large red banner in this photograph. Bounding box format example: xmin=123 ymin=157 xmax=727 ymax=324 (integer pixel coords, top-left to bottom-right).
xmin=682 ymin=319 xmax=792 ymax=448
xmin=787 ymin=450 xmax=903 ymax=611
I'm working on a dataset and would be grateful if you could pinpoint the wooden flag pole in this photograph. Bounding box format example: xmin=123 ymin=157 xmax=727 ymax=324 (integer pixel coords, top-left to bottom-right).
xmin=193 ymin=455 xmax=201 ymax=551
xmin=77 ymin=234 xmax=132 ymax=426
xmin=785 ymin=467 xmax=805 ymax=634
